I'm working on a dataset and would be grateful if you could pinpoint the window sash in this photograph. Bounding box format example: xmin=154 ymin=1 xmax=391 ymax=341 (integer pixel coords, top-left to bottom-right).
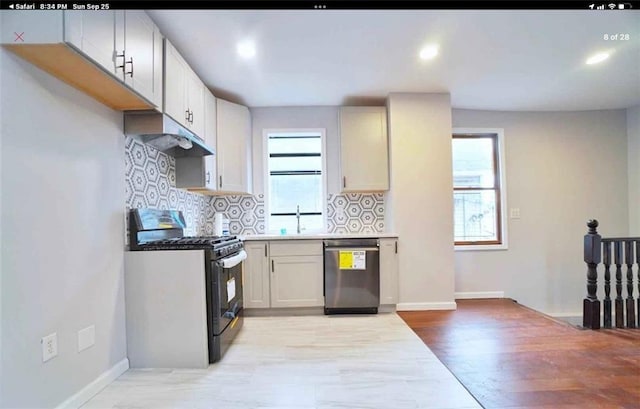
xmin=269 ymin=153 xmax=321 ymax=158
xmin=266 ymin=131 xmax=325 ymax=233
xmin=453 ymin=134 xmax=502 ymax=245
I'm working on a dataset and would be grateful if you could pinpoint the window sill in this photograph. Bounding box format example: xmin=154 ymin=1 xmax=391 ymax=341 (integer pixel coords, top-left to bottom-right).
xmin=455 ymin=243 xmax=508 ymax=251
xmin=266 ymin=230 xmax=327 ymax=236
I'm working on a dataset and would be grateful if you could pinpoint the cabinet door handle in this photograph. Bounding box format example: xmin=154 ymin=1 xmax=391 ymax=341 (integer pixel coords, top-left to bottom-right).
xmin=206 ymin=171 xmax=210 ymax=184
xmin=185 ymin=110 xmax=190 ymax=123
xmin=343 ymin=176 xmax=346 ymax=188
xmin=395 ymin=241 xmax=398 ymax=254
xmin=188 ymin=110 xmax=194 ymax=124
xmin=264 ymin=244 xmax=267 ymax=257
xmin=125 ymin=57 xmax=133 ymax=77
xmin=219 ymin=175 xmax=223 ymax=188
xmin=271 ymin=260 xmax=274 ymax=272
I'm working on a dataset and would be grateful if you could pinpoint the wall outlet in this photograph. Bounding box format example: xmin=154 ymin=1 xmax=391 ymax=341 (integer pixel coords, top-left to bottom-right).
xmin=78 ymin=325 xmax=95 ymax=352
xmin=510 ymin=208 xmax=521 ymax=219
xmin=42 ymin=332 xmax=58 ymax=362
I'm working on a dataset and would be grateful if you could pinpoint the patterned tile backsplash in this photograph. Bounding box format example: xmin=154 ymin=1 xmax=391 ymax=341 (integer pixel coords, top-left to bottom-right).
xmin=327 ymin=193 xmax=385 ymax=233
xmin=125 ymin=135 xmax=263 ymax=237
xmin=124 ymin=135 xmax=384 ymax=237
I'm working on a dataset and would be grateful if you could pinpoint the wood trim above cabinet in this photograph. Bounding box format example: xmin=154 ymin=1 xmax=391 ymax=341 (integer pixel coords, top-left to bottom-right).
xmin=4 ymin=43 xmax=154 ymax=111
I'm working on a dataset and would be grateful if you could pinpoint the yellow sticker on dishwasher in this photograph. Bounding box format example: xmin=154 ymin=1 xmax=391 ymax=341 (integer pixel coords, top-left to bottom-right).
xmin=339 ymin=251 xmax=366 ymax=269
xmin=339 ymin=251 xmax=353 ymax=269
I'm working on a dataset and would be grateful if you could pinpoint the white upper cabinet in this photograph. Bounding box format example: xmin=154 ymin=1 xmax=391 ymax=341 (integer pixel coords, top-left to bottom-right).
xmin=63 ymin=11 xmax=162 ymax=108
xmin=339 ymin=106 xmax=390 ymax=192
xmin=64 ymin=11 xmax=117 ymax=75
xmin=174 ymin=89 xmax=216 ymax=192
xmin=164 ymin=40 xmax=187 ymax=125
xmin=185 ymin=68 xmax=206 ymax=139
xmin=3 ymin=11 xmax=158 ymax=110
xmin=216 ymin=98 xmax=252 ymax=194
xmin=203 ymin=90 xmax=218 ymax=190
xmin=122 ymin=11 xmax=163 ymax=108
xmin=163 ymin=39 xmax=205 ymax=139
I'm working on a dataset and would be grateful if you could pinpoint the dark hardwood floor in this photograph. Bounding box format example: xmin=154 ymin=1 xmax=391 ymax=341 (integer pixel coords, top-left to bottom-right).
xmin=398 ymin=299 xmax=640 ymax=409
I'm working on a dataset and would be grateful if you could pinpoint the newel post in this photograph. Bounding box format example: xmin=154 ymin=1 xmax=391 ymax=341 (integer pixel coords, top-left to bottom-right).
xmin=583 ymin=219 xmax=602 ymax=329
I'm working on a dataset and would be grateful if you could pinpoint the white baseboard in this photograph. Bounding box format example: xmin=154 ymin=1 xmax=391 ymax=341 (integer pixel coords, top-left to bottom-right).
xmin=56 ymin=358 xmax=129 ymax=409
xmin=454 ymin=291 xmax=505 ymax=299
xmin=396 ymin=302 xmax=457 ymax=311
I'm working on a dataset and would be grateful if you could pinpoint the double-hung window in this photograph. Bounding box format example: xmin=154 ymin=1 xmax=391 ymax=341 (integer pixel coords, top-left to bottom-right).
xmin=452 ymin=130 xmax=506 ymax=248
xmin=265 ymin=130 xmax=326 ymax=234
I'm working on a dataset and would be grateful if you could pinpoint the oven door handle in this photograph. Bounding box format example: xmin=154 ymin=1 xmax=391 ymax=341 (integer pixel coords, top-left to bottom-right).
xmin=219 ymin=249 xmax=247 ymax=269
xmin=223 ymin=300 xmax=241 ymax=319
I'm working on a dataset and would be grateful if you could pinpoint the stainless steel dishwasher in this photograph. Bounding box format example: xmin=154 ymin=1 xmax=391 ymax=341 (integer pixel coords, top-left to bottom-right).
xmin=323 ymin=239 xmax=380 ymax=314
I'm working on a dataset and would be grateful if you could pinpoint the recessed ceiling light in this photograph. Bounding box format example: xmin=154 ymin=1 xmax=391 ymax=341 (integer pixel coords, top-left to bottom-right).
xmin=237 ymin=41 xmax=256 ymax=59
xmin=419 ymin=45 xmax=439 ymax=61
xmin=585 ymin=51 xmax=610 ymax=65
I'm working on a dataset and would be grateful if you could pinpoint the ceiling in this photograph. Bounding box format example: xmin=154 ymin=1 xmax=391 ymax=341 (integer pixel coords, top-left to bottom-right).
xmin=148 ymin=10 xmax=640 ymax=111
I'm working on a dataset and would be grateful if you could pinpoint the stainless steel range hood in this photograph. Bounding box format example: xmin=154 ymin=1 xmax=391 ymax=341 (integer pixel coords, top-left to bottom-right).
xmin=124 ymin=111 xmax=215 ymax=157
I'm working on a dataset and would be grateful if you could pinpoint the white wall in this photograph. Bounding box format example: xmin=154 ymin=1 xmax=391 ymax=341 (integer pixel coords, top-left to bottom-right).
xmin=1 ymin=49 xmax=127 ymax=408
xmin=452 ymin=109 xmax=628 ymax=315
xmin=628 ymin=106 xmax=640 ymax=235
xmin=250 ymin=106 xmax=340 ymax=195
xmin=387 ymin=93 xmax=456 ymax=309
xmin=0 ymin=40 xmax=4 ymax=405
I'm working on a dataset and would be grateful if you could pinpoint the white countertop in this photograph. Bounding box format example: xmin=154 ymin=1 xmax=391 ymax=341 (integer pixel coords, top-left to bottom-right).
xmin=240 ymin=232 xmax=399 ymax=241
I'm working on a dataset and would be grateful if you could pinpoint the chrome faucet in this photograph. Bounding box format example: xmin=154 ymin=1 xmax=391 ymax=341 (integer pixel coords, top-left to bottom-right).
xmin=296 ymin=204 xmax=301 ymax=234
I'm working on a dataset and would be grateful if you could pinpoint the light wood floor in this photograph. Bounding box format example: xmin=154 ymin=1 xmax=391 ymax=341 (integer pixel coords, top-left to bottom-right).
xmin=399 ymin=299 xmax=640 ymax=409
xmin=82 ymin=313 xmax=481 ymax=409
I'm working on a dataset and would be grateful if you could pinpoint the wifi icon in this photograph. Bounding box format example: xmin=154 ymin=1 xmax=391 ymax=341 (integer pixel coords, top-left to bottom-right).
xmin=608 ymin=3 xmax=617 ymax=8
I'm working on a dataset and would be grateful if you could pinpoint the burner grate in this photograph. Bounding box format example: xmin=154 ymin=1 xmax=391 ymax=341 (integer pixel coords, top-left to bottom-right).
xmin=136 ymin=235 xmax=241 ymax=255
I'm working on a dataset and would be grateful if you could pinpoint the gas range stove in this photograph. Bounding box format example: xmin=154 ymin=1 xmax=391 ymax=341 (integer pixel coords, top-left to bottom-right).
xmin=126 ymin=207 xmax=246 ymax=365
xmin=135 ymin=236 xmax=243 ymax=258
xmin=128 ymin=209 xmax=243 ymax=260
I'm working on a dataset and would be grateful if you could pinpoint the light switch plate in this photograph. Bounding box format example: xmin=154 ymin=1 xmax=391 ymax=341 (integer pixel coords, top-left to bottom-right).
xmin=510 ymin=208 xmax=521 ymax=219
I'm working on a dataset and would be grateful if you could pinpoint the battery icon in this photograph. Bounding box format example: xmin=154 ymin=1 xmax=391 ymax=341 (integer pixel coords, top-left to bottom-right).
xmin=619 ymin=3 xmax=625 ymax=8
xmin=619 ymin=3 xmax=632 ymax=8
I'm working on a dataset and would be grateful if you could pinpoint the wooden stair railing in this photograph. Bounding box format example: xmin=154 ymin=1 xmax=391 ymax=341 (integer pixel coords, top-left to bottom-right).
xmin=583 ymin=219 xmax=640 ymax=329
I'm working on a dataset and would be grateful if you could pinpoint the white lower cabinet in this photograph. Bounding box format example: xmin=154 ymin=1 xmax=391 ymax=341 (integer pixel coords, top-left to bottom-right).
xmin=243 ymin=241 xmax=270 ymax=308
xmin=379 ymin=238 xmax=399 ymax=304
xmin=243 ymin=240 xmax=324 ymax=309
xmin=244 ymin=238 xmax=397 ymax=310
xmin=270 ymin=256 xmax=324 ymax=308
